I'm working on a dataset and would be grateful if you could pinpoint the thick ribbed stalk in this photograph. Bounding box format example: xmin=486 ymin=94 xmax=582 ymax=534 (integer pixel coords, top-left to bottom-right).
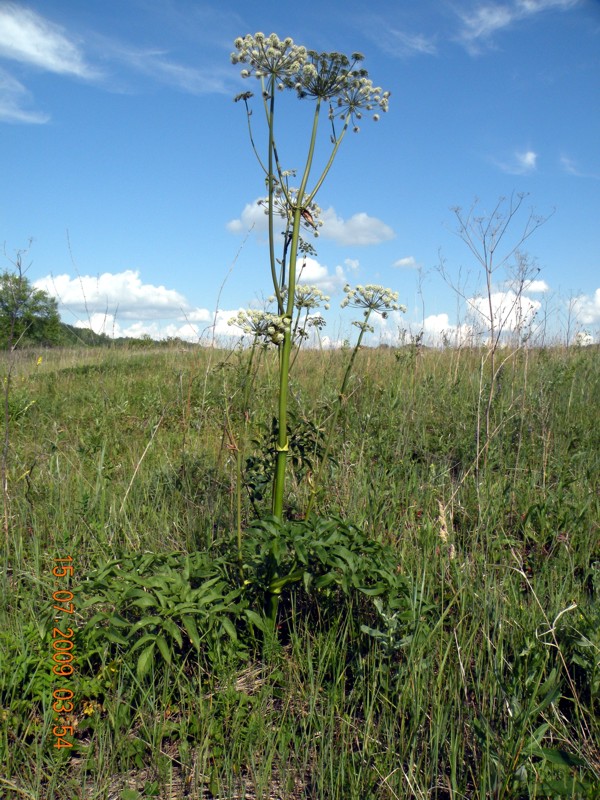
xmin=271 ymin=99 xmax=322 ymax=520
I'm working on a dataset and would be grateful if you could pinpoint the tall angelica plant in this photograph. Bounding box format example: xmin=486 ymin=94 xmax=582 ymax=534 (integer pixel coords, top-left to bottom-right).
xmin=231 ymin=33 xmax=391 ymax=518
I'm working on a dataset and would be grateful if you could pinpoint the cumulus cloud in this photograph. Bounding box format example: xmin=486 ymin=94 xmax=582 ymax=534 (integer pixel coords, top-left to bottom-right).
xmin=35 ymin=270 xmax=189 ymax=319
xmin=523 ymin=279 xmax=549 ymax=293
xmin=226 ymin=199 xmax=267 ymax=235
xmin=467 ymin=290 xmax=541 ymax=333
xmin=421 ymin=313 xmax=477 ymax=346
xmin=227 ymin=202 xmax=395 ymax=247
xmin=393 ymin=256 xmax=419 ymax=269
xmin=33 ymin=266 xmax=348 ymax=342
xmin=320 ymin=208 xmax=395 ymax=246
xmin=0 ymin=4 xmax=97 ymax=77
xmin=35 ymin=268 xmax=248 ymax=341
xmin=571 ymin=288 xmax=600 ymax=326
xmin=72 ymin=308 xmax=243 ymax=342
xmin=297 ymin=257 xmax=347 ymax=294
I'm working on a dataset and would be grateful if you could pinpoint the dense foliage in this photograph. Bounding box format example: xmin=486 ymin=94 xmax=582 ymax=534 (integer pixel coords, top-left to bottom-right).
xmin=0 ymin=271 xmax=62 ymax=349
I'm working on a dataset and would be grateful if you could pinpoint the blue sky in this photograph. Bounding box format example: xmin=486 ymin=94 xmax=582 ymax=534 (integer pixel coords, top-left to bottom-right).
xmin=1 ymin=0 xmax=599 ymax=345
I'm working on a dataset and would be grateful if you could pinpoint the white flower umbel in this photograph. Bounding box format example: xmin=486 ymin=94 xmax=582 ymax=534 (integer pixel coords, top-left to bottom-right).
xmin=293 ymin=284 xmax=330 ymax=311
xmin=341 ymin=284 xmax=405 ymax=316
xmin=232 ymin=33 xmax=307 ymax=82
xmin=228 ymin=309 xmax=288 ymax=346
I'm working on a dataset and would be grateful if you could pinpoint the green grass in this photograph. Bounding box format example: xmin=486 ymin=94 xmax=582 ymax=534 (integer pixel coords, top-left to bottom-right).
xmin=0 ymin=343 xmax=598 ymax=798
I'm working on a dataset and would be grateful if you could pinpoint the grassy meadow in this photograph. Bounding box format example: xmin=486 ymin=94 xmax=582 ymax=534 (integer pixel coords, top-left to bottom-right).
xmin=0 ymin=342 xmax=599 ymax=799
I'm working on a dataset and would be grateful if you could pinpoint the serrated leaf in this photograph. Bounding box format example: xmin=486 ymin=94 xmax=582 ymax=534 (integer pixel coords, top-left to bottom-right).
xmin=130 ymin=595 xmax=159 ymax=609
xmin=136 ymin=643 xmax=155 ymax=680
xmin=160 ymin=619 xmax=183 ymax=648
xmin=220 ymin=617 xmax=237 ymax=641
xmin=80 ymin=595 xmax=110 ymax=609
xmin=244 ymin=609 xmax=270 ymax=634
xmin=314 ymin=573 xmax=336 ymax=590
xmin=155 ymin=635 xmax=172 ymax=665
xmin=357 ymin=584 xmax=388 ymax=596
xmin=108 ymin=614 xmax=130 ymax=628
xmin=181 ymin=615 xmax=202 ymax=649
xmin=82 ymin=612 xmax=109 ymax=627
xmin=143 ymin=576 xmax=175 ymax=590
xmin=196 ymin=590 xmax=225 ymax=607
xmin=129 ymin=633 xmax=158 ymax=654
xmin=128 ymin=616 xmax=162 ymax=637
xmin=105 ymin=630 xmax=129 ymax=646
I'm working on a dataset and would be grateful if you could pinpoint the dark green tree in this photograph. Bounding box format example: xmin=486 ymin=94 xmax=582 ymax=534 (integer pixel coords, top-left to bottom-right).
xmin=0 ymin=269 xmax=63 ymax=349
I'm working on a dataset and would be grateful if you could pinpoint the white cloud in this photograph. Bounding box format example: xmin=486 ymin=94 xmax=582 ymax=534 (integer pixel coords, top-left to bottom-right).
xmin=320 ymin=336 xmax=345 ymax=349
xmin=321 ymin=208 xmax=395 ymax=246
xmin=423 ymin=312 xmax=452 ymax=336
xmin=523 ymin=279 xmax=549 ymax=293
xmin=361 ymin=14 xmax=437 ymax=58
xmin=421 ymin=313 xmax=477 ymax=346
xmin=344 ymin=258 xmax=360 ymax=272
xmin=393 ymin=256 xmax=418 ymax=269
xmin=571 ymin=288 xmax=600 ymax=326
xmin=573 ymin=331 xmax=594 ymax=346
xmin=377 ymin=27 xmax=437 ymax=58
xmin=0 ymin=4 xmax=96 ymax=77
xmin=0 ymin=67 xmax=48 ymax=122
xmin=99 ymin=41 xmax=230 ymax=95
xmin=226 ymin=199 xmax=267 ymax=235
xmin=493 ymin=149 xmax=538 ymax=174
xmin=458 ymin=5 xmax=514 ymax=44
xmin=517 ymin=150 xmax=537 ymax=171
xmin=559 ymin=155 xmax=600 ymax=180
xmin=34 ymin=270 xmax=189 ymax=320
xmin=467 ymin=290 xmax=541 ymax=333
xmin=73 ymin=307 xmax=243 ymax=342
xmin=296 ymin=257 xmax=347 ymax=294
xmin=456 ymin=0 xmax=578 ymax=52
xmin=228 ymin=202 xmax=395 ymax=247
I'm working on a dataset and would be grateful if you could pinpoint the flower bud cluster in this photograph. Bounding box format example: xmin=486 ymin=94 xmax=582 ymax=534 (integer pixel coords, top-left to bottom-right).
xmin=307 ymin=314 xmax=326 ymax=331
xmin=341 ymin=284 xmax=406 ymax=318
xmin=330 ymin=76 xmax=390 ymax=130
xmin=294 ymin=284 xmax=330 ymax=311
xmin=232 ymin=33 xmax=390 ymax=125
xmin=228 ymin=309 xmax=290 ymax=345
xmin=231 ymin=33 xmax=307 ymax=81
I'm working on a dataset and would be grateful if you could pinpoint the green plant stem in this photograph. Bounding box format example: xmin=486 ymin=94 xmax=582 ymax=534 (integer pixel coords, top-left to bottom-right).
xmin=265 ymin=80 xmax=284 ymax=314
xmin=271 ymin=99 xmax=322 ymax=520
